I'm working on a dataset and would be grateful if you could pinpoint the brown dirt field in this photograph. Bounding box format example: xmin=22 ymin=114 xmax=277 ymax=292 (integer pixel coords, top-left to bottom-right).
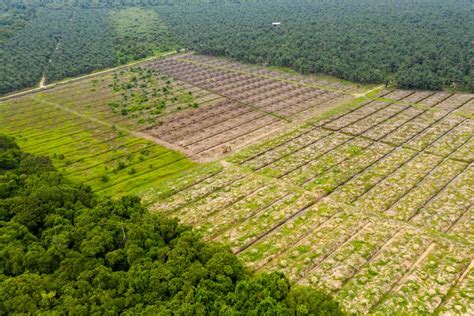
xmin=142 ymin=55 xmax=350 ymax=161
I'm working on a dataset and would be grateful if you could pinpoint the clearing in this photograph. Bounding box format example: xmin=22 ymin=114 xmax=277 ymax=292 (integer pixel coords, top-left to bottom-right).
xmin=1 ymin=53 xmax=472 ymax=315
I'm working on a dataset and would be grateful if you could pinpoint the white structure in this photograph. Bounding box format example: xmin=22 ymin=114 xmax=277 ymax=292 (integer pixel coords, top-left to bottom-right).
xmin=272 ymin=22 xmax=281 ymax=27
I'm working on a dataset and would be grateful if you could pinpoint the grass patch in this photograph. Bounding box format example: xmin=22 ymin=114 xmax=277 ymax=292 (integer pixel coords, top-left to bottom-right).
xmin=0 ymin=95 xmax=196 ymax=196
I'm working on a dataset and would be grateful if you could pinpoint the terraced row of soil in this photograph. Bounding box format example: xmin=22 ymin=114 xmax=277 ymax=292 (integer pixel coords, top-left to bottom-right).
xmin=146 ymin=85 xmax=474 ymax=314
xmin=144 ymin=55 xmax=350 ymax=161
xmin=177 ymin=54 xmax=365 ymax=94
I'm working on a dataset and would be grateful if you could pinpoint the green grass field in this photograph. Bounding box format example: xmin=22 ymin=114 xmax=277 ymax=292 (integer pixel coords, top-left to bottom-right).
xmin=0 ymin=88 xmax=196 ymax=197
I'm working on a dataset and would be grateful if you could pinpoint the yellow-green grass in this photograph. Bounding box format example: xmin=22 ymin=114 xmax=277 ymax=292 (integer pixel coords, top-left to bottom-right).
xmin=0 ymin=94 xmax=196 ymax=197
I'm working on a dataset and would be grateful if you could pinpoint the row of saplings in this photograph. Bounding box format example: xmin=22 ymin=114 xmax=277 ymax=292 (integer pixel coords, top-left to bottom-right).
xmin=102 ymin=67 xmax=198 ymax=126
xmin=0 ymin=134 xmax=345 ymax=315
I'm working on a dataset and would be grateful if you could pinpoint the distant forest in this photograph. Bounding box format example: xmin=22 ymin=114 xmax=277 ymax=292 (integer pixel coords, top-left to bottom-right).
xmin=1 ymin=0 xmax=473 ymax=94
xmin=0 ymin=1 xmax=177 ymax=94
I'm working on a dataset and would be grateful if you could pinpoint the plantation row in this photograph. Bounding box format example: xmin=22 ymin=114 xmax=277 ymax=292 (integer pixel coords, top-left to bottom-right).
xmin=178 ymin=54 xmax=366 ymax=94
xmin=0 ymin=5 xmax=178 ymax=95
xmin=144 ymin=55 xmax=352 ymax=160
xmin=147 ymin=56 xmax=348 ymax=121
xmin=143 ymin=70 xmax=473 ymax=313
xmin=158 ymin=0 xmax=474 ymax=91
xmin=0 ymin=53 xmax=351 ymax=194
xmin=146 ymin=156 xmax=472 ymax=314
xmin=35 ymin=67 xmax=223 ymax=131
xmin=0 ymin=81 xmax=198 ymax=196
xmin=152 ymin=124 xmax=472 ymax=248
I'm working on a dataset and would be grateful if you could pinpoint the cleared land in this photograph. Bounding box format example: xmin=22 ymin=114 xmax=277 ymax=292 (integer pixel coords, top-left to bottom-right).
xmin=144 ymin=54 xmax=351 ymax=161
xmin=0 ymin=64 xmax=201 ymax=196
xmin=1 ymin=54 xmax=472 ymax=314
xmin=143 ymin=80 xmax=474 ymax=313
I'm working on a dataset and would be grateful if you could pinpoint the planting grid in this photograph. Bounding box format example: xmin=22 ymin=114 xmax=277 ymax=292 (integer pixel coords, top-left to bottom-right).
xmin=172 ymin=54 xmax=366 ymax=94
xmin=0 ymin=61 xmax=224 ymax=195
xmin=0 ymin=93 xmax=198 ymax=196
xmin=0 ymin=52 xmax=358 ymax=189
xmin=144 ymin=54 xmax=350 ymax=161
xmin=147 ymin=86 xmax=474 ymax=314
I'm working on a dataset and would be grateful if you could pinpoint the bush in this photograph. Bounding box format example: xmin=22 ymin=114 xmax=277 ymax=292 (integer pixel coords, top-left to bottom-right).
xmin=115 ymin=160 xmax=127 ymax=171
xmin=0 ymin=135 xmax=19 ymax=150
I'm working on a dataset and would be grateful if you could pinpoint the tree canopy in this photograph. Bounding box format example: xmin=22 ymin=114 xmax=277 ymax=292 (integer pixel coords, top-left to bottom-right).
xmin=2 ymin=0 xmax=472 ymax=95
xmin=157 ymin=0 xmax=474 ymax=92
xmin=0 ymin=3 xmax=177 ymax=94
xmin=0 ymin=134 xmax=345 ymax=315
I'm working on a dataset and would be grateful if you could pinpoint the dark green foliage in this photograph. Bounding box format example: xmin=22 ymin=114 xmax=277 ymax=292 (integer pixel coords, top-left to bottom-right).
xmin=0 ymin=134 xmax=345 ymax=315
xmin=0 ymin=4 xmax=35 ymax=44
xmin=0 ymin=3 xmax=177 ymax=95
xmin=158 ymin=0 xmax=474 ymax=92
xmin=0 ymin=8 xmax=115 ymax=94
xmin=0 ymin=9 xmax=62 ymax=94
xmin=44 ymin=9 xmax=116 ymax=83
xmin=0 ymin=135 xmax=19 ymax=150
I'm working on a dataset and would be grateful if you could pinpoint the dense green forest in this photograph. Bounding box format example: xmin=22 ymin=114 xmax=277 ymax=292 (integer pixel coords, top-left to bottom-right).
xmin=0 ymin=2 xmax=178 ymax=94
xmin=45 ymin=9 xmax=116 ymax=82
xmin=1 ymin=0 xmax=473 ymax=94
xmin=0 ymin=134 xmax=344 ymax=314
xmin=158 ymin=0 xmax=474 ymax=91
